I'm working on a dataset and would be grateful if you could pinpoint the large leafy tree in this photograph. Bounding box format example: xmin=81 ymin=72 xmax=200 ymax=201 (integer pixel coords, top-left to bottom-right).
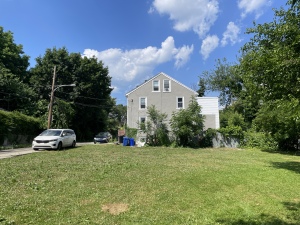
xmin=0 ymin=26 xmax=35 ymax=113
xmin=202 ymin=58 xmax=243 ymax=107
xmin=29 ymin=47 xmax=113 ymax=140
xmin=239 ymin=1 xmax=300 ymax=149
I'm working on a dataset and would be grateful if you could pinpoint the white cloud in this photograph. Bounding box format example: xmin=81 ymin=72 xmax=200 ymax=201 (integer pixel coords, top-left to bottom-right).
xmin=174 ymin=45 xmax=194 ymax=68
xmin=82 ymin=36 xmax=193 ymax=93
xmin=200 ymin=35 xmax=219 ymax=60
xmin=151 ymin=0 xmax=219 ymax=38
xmin=238 ymin=0 xmax=271 ymax=19
xmin=221 ymin=22 xmax=241 ymax=46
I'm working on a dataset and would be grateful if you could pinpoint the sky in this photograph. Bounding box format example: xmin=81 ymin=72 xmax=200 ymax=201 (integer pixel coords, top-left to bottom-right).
xmin=0 ymin=0 xmax=288 ymax=105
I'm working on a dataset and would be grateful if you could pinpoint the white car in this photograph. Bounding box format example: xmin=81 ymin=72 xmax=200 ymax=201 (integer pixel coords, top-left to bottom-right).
xmin=32 ymin=129 xmax=76 ymax=150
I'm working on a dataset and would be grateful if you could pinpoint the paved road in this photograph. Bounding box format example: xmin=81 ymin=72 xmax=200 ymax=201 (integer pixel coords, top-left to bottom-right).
xmin=0 ymin=142 xmax=93 ymax=159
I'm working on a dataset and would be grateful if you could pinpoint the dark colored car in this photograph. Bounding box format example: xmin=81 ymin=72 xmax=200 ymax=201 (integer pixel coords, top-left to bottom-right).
xmin=94 ymin=132 xmax=112 ymax=143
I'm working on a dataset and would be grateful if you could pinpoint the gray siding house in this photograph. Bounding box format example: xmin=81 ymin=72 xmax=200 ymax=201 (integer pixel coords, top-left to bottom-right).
xmin=125 ymin=72 xmax=219 ymax=141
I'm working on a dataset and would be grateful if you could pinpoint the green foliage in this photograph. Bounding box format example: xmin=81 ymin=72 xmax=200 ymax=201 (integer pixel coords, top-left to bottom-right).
xmin=0 ymin=27 xmax=35 ymax=114
xmin=241 ymin=129 xmax=278 ymax=151
xmin=0 ymin=68 xmax=37 ymax=113
xmin=220 ymin=107 xmax=247 ymax=130
xmin=29 ymin=47 xmax=113 ymax=140
xmin=108 ymin=102 xmax=127 ymax=138
xmin=0 ymin=110 xmax=42 ymax=145
xmin=196 ymin=77 xmax=206 ymax=97
xmin=199 ymin=128 xmax=217 ymax=148
xmin=203 ymin=58 xmax=243 ymax=107
xmin=254 ymin=98 xmax=300 ymax=150
xmin=125 ymin=127 xmax=138 ymax=139
xmin=0 ymin=26 xmax=29 ymax=79
xmin=218 ymin=125 xmax=244 ymax=139
xmin=139 ymin=105 xmax=170 ymax=146
xmin=170 ymin=96 xmax=204 ymax=147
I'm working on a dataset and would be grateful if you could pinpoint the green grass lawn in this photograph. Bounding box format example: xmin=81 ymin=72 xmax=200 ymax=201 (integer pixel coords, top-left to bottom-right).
xmin=0 ymin=145 xmax=299 ymax=225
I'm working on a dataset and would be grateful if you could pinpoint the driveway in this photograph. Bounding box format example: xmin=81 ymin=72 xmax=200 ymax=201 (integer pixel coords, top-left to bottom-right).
xmin=0 ymin=142 xmax=93 ymax=159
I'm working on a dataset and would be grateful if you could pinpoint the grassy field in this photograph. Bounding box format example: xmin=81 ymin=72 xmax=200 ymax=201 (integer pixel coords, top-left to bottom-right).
xmin=0 ymin=144 xmax=299 ymax=225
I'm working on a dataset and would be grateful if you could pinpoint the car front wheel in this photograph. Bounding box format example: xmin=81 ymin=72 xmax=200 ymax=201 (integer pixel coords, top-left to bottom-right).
xmin=57 ymin=142 xmax=62 ymax=150
xmin=72 ymin=140 xmax=76 ymax=148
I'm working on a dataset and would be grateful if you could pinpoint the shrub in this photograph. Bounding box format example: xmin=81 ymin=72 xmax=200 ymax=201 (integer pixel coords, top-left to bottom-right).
xmin=240 ymin=129 xmax=277 ymax=151
xmin=0 ymin=110 xmax=42 ymax=145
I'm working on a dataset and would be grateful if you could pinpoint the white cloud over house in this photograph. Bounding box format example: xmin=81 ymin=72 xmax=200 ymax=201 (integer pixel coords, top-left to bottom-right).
xmin=200 ymin=35 xmax=219 ymax=60
xmin=82 ymin=36 xmax=193 ymax=93
xmin=150 ymin=0 xmax=219 ymax=38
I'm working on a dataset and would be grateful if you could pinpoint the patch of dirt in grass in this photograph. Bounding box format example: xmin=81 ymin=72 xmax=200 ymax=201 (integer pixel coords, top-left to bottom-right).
xmin=102 ymin=203 xmax=129 ymax=215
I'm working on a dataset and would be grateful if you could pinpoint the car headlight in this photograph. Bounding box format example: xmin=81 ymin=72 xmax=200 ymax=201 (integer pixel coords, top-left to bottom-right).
xmin=48 ymin=139 xmax=58 ymax=142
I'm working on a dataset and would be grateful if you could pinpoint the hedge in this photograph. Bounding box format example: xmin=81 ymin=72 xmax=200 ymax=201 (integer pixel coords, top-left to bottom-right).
xmin=0 ymin=110 xmax=43 ymax=145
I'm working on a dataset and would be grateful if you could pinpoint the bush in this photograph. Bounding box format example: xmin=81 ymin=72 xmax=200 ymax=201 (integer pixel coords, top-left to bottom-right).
xmin=240 ymin=129 xmax=277 ymax=151
xmin=0 ymin=110 xmax=42 ymax=145
xmin=199 ymin=128 xmax=217 ymax=148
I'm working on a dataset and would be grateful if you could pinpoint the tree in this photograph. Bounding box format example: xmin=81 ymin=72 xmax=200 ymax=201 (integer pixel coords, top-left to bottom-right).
xmin=107 ymin=102 xmax=127 ymax=138
xmin=139 ymin=105 xmax=170 ymax=146
xmin=0 ymin=27 xmax=35 ymax=113
xmin=239 ymin=1 xmax=300 ymax=149
xmin=203 ymin=58 xmax=243 ymax=107
xmin=0 ymin=26 xmax=30 ymax=80
xmin=170 ymin=96 xmax=204 ymax=147
xmin=29 ymin=47 xmax=113 ymax=140
xmin=197 ymin=78 xmax=206 ymax=97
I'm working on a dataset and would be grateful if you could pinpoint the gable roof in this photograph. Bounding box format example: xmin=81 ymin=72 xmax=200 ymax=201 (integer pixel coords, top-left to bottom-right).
xmin=125 ymin=72 xmax=197 ymax=97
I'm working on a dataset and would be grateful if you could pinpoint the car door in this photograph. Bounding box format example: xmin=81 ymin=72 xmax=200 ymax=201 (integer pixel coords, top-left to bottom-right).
xmin=61 ymin=130 xmax=70 ymax=147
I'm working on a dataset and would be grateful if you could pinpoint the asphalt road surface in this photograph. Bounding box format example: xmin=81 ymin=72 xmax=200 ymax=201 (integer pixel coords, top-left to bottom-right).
xmin=0 ymin=142 xmax=93 ymax=159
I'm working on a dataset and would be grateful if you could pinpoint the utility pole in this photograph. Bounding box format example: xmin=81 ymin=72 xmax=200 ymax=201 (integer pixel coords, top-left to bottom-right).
xmin=47 ymin=66 xmax=56 ymax=129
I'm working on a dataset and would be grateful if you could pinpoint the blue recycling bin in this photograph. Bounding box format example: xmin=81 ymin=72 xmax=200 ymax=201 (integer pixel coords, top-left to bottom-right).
xmin=123 ymin=137 xmax=129 ymax=146
xmin=129 ymin=138 xmax=135 ymax=146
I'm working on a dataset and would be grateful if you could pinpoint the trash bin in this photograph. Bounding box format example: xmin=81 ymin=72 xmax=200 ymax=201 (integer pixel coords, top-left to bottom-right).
xmin=123 ymin=137 xmax=129 ymax=146
xmin=119 ymin=135 xmax=124 ymax=144
xmin=129 ymin=138 xmax=135 ymax=146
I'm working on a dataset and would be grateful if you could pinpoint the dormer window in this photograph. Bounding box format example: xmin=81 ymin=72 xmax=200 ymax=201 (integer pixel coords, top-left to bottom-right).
xmin=163 ymin=80 xmax=171 ymax=92
xmin=153 ymin=80 xmax=160 ymax=92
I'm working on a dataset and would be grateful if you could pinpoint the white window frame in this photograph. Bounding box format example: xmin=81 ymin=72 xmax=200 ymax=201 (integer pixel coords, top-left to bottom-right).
xmin=163 ymin=79 xmax=171 ymax=92
xmin=152 ymin=80 xmax=160 ymax=92
xmin=139 ymin=97 xmax=147 ymax=110
xmin=176 ymin=97 xmax=184 ymax=109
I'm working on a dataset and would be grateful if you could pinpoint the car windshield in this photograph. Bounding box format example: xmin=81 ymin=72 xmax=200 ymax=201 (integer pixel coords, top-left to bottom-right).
xmin=39 ymin=130 xmax=62 ymax=137
xmin=96 ymin=132 xmax=107 ymax=137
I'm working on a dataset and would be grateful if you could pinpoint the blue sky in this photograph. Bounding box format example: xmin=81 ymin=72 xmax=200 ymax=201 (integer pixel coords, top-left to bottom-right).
xmin=0 ymin=0 xmax=287 ymax=105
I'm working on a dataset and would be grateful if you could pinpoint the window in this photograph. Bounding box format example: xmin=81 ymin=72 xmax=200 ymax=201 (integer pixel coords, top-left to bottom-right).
xmin=177 ymin=97 xmax=184 ymax=109
xmin=140 ymin=117 xmax=146 ymax=124
xmin=140 ymin=97 xmax=147 ymax=109
xmin=163 ymin=80 xmax=170 ymax=92
xmin=153 ymin=80 xmax=160 ymax=92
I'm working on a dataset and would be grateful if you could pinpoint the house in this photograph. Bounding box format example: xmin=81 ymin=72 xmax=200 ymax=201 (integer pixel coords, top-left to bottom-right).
xmin=125 ymin=72 xmax=219 ymax=141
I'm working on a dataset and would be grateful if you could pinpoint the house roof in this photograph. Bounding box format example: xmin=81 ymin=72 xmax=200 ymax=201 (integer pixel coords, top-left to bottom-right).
xmin=125 ymin=72 xmax=198 ymax=97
